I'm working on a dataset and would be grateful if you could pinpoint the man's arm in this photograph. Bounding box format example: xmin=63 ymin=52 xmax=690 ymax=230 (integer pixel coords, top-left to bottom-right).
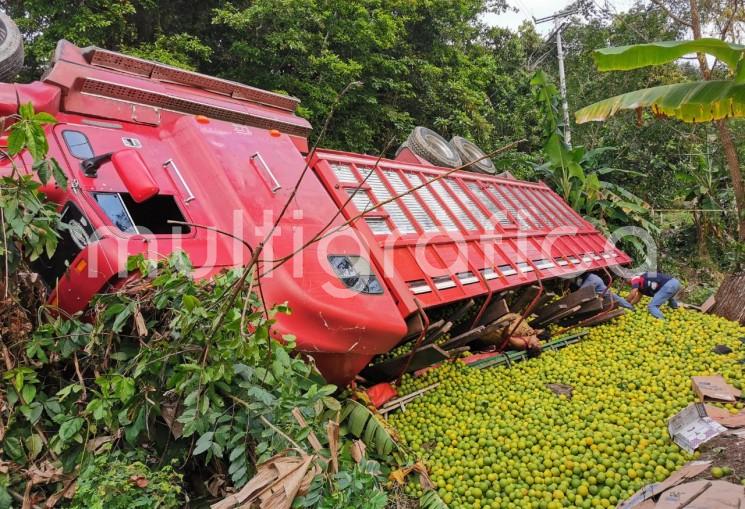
xmin=627 ymin=288 xmax=641 ymax=305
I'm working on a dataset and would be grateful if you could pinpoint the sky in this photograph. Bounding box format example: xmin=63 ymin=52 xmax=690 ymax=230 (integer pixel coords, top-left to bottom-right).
xmin=484 ymin=0 xmax=636 ymax=33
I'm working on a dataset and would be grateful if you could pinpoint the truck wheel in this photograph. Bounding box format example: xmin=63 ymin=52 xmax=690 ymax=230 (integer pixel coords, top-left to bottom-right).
xmin=0 ymin=12 xmax=23 ymax=82
xmin=406 ymin=127 xmax=462 ymax=168
xmin=450 ymin=136 xmax=496 ymax=174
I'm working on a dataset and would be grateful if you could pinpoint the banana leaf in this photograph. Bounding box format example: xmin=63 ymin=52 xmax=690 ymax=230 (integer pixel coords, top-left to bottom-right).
xmin=340 ymin=400 xmax=398 ymax=457
xmin=420 ymin=490 xmax=450 ymax=509
xmin=576 ymin=80 xmax=745 ymax=123
xmin=593 ymin=39 xmax=745 ymax=71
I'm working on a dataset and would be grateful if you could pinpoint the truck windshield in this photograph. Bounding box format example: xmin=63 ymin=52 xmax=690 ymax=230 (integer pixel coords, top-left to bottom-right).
xmin=92 ymin=192 xmax=190 ymax=235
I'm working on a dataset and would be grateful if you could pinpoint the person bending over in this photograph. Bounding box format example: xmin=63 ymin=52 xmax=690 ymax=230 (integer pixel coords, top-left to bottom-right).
xmin=627 ymin=272 xmax=682 ymax=319
xmin=573 ymin=272 xmax=634 ymax=310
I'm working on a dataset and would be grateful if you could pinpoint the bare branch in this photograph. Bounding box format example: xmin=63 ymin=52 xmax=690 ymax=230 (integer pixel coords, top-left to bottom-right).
xmin=719 ymin=0 xmax=739 ymax=39
xmin=649 ymin=0 xmax=693 ymax=27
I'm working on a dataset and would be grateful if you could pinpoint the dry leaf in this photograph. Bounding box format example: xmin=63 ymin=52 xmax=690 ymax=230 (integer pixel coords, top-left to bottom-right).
xmin=27 ymin=461 xmax=63 ymax=485
xmin=129 ymin=475 xmax=149 ymax=488
xmin=44 ymin=478 xmax=77 ymax=508
xmin=350 ymin=440 xmax=366 ymax=464
xmin=291 ymin=408 xmax=322 ymax=452
xmin=326 ymin=421 xmax=339 ymax=474
xmin=211 ymin=451 xmax=315 ymax=509
xmin=134 ymin=308 xmax=148 ymax=337
xmin=161 ymin=399 xmax=184 ymax=439
xmin=388 ymin=461 xmax=433 ymax=490
xmin=85 ymin=435 xmax=114 ymax=453
xmin=206 ymin=474 xmax=227 ymax=498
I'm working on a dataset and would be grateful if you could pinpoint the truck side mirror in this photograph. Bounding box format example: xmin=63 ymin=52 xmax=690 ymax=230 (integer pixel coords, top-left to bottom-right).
xmin=81 ymin=149 xmax=160 ymax=203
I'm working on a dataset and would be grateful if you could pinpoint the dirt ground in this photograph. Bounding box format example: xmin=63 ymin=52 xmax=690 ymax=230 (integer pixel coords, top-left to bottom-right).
xmin=692 ymin=430 xmax=745 ymax=483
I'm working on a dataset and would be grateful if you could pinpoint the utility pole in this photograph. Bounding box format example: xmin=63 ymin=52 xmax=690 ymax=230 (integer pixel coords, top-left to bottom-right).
xmin=534 ymin=7 xmax=578 ymax=147
xmin=555 ymin=27 xmax=571 ymax=146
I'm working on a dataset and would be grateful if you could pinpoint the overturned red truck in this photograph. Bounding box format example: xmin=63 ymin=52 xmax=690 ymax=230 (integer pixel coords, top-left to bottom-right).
xmin=0 ymin=28 xmax=631 ymax=384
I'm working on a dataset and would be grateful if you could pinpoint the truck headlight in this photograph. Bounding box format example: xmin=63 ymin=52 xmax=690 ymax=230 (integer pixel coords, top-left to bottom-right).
xmin=328 ymin=255 xmax=383 ymax=294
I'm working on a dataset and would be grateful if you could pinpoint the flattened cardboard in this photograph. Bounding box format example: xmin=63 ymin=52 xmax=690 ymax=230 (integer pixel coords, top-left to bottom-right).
xmin=617 ymin=461 xmax=711 ymax=509
xmin=668 ymin=403 xmax=727 ymax=453
xmin=691 ymin=375 xmax=742 ymax=402
xmin=704 ymin=404 xmax=745 ymax=428
xmin=654 ymin=480 xmax=745 ymax=509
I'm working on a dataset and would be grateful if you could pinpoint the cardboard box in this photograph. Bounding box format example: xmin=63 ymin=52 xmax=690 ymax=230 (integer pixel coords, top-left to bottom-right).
xmin=704 ymin=404 xmax=745 ymax=428
xmin=668 ymin=403 xmax=727 ymax=453
xmin=653 ymin=480 xmax=745 ymax=508
xmin=691 ymin=376 xmax=742 ymax=402
xmin=617 ymin=461 xmax=711 ymax=509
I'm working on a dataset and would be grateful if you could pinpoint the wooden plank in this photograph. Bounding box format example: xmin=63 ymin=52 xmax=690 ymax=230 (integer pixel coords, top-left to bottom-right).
xmin=448 ymin=299 xmax=476 ymax=325
xmin=532 ymin=304 xmax=582 ymax=329
xmin=476 ymin=298 xmax=509 ymax=327
xmin=360 ymin=344 xmax=449 ymax=383
xmin=379 ymin=383 xmax=440 ymax=415
xmin=423 ymin=321 xmax=452 ymax=345
xmin=531 ymin=292 xmax=557 ymax=315
xmin=511 ymin=286 xmax=541 ymax=314
xmin=581 ymin=308 xmax=626 ymax=327
xmin=533 ymin=286 xmax=596 ymax=324
xmin=556 ymin=297 xmax=605 ymax=327
xmin=440 ymin=325 xmax=486 ymax=350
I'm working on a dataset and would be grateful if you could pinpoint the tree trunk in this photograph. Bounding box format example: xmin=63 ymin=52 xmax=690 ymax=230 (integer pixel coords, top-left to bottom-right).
xmin=689 ymin=0 xmax=745 ymax=241
xmin=709 ymin=272 xmax=745 ymax=324
xmin=716 ymin=120 xmax=745 ymax=241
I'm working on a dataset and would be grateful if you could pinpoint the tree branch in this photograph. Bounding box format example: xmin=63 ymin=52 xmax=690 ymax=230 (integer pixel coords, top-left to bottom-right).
xmin=649 ymin=0 xmax=692 ymax=27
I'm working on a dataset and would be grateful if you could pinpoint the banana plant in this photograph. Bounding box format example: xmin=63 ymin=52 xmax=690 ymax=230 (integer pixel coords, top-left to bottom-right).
xmin=530 ymin=71 xmax=655 ymax=247
xmin=575 ymin=38 xmax=745 ymax=244
xmin=575 ymin=39 xmax=745 ymax=123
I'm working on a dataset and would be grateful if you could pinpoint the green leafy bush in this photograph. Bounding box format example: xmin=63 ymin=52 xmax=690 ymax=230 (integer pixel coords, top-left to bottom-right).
xmin=70 ymin=455 xmax=182 ymax=509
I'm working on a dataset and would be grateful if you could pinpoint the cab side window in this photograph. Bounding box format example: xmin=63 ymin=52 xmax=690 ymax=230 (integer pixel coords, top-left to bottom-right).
xmin=62 ymin=130 xmax=94 ymax=159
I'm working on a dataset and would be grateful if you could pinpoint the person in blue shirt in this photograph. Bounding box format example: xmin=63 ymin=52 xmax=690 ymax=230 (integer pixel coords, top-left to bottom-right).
xmin=627 ymin=272 xmax=682 ymax=319
xmin=574 ymin=273 xmax=635 ymax=310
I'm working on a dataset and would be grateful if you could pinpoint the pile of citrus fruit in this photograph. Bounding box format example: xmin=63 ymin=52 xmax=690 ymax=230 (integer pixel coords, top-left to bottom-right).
xmin=388 ymin=304 xmax=745 ymax=509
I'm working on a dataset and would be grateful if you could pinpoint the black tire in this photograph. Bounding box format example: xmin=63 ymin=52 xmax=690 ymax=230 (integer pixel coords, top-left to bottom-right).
xmin=406 ymin=127 xmax=462 ymax=168
xmin=450 ymin=136 xmax=496 ymax=174
xmin=0 ymin=12 xmax=23 ymax=82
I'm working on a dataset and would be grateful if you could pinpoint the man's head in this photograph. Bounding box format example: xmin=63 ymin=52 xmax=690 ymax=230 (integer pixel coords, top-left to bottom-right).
xmin=629 ymin=275 xmax=644 ymax=289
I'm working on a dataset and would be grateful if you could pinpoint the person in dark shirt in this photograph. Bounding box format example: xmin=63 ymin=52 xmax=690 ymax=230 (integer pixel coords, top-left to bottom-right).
xmin=572 ymin=272 xmax=634 ymax=310
xmin=627 ymin=272 xmax=682 ymax=319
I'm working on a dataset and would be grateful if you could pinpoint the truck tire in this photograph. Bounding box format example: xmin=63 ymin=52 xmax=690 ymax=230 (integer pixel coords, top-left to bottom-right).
xmin=406 ymin=127 xmax=462 ymax=168
xmin=0 ymin=12 xmax=23 ymax=83
xmin=450 ymin=136 xmax=496 ymax=174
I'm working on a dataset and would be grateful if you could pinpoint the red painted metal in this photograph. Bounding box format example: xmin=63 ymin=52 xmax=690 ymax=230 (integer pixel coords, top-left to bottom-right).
xmin=0 ymin=41 xmax=632 ymax=385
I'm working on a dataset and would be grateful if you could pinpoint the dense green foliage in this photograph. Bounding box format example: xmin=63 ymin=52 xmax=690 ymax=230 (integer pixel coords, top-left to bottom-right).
xmin=70 ymin=455 xmax=182 ymax=509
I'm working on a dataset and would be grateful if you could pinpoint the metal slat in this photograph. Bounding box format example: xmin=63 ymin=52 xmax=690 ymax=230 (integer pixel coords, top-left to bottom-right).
xmin=406 ymin=173 xmax=458 ymax=231
xmin=331 ymin=164 xmax=357 ymax=183
xmin=429 ymin=179 xmax=476 ymax=231
xmin=466 ymin=182 xmax=512 ymax=227
xmin=384 ymin=170 xmax=438 ymax=232
xmin=445 ymin=179 xmax=492 ymax=230
xmin=357 ymin=168 xmax=415 ymax=234
xmin=345 ymin=188 xmax=391 ymax=235
xmin=501 ymin=186 xmax=543 ymax=229
xmin=489 ymin=185 xmax=531 ymax=229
